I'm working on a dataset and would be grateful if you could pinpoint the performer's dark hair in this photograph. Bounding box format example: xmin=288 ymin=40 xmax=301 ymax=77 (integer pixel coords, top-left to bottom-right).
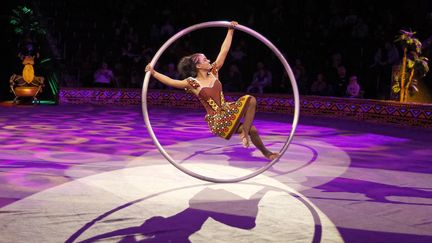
xmin=177 ymin=53 xmax=201 ymax=78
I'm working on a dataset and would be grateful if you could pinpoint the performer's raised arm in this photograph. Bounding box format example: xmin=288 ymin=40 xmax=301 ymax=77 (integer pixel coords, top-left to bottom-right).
xmin=213 ymin=21 xmax=238 ymax=70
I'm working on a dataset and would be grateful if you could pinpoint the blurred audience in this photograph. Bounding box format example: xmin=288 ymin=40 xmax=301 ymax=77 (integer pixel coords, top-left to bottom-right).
xmin=34 ymin=0 xmax=432 ymax=99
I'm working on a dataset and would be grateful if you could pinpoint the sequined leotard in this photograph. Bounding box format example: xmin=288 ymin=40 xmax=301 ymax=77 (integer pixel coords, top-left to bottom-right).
xmin=186 ymin=68 xmax=251 ymax=140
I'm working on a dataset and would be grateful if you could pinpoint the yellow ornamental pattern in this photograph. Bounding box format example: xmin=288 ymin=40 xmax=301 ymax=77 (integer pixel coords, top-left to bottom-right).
xmin=220 ymin=91 xmax=226 ymax=106
xmin=206 ymin=98 xmax=220 ymax=111
xmin=23 ymin=65 xmax=35 ymax=83
xmin=205 ymin=95 xmax=251 ymax=140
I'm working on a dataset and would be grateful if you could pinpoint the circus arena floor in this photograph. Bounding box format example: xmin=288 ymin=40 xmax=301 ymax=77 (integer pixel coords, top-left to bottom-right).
xmin=0 ymin=103 xmax=431 ymax=243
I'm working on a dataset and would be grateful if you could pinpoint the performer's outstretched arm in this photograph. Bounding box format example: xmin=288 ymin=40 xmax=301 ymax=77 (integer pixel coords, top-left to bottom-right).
xmin=213 ymin=21 xmax=238 ymax=70
xmin=145 ymin=64 xmax=188 ymax=89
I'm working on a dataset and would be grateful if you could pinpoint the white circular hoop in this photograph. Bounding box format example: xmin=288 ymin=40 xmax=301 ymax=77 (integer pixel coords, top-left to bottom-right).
xmin=142 ymin=21 xmax=300 ymax=183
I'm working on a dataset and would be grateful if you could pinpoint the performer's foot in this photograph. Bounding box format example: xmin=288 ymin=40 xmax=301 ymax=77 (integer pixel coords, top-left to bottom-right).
xmin=239 ymin=131 xmax=250 ymax=148
xmin=265 ymin=152 xmax=280 ymax=161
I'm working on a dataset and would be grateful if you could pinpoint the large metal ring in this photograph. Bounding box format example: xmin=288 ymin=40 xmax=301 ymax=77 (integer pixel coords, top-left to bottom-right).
xmin=142 ymin=21 xmax=300 ymax=183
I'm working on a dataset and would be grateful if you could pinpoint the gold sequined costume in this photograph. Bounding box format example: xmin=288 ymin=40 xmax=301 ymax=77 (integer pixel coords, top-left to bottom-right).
xmin=186 ymin=69 xmax=251 ymax=140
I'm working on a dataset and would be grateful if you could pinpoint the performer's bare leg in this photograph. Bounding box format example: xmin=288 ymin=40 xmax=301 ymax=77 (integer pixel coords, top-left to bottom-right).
xmin=239 ymin=96 xmax=257 ymax=148
xmin=237 ymin=125 xmax=279 ymax=160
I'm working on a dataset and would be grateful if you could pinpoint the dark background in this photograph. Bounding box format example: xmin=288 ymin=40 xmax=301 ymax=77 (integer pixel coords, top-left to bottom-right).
xmin=2 ymin=0 xmax=432 ymax=102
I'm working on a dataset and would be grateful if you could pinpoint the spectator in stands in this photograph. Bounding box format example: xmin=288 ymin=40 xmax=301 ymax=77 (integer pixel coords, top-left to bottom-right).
xmin=369 ymin=46 xmax=386 ymax=98
xmin=326 ymin=52 xmax=344 ymax=87
xmin=163 ymin=62 xmax=179 ymax=89
xmin=94 ymin=62 xmax=115 ymax=87
xmin=385 ymin=42 xmax=400 ymax=66
xmin=230 ymin=43 xmax=247 ymax=65
xmin=310 ymin=73 xmax=333 ymax=96
xmin=164 ymin=62 xmax=179 ymax=78
xmin=381 ymin=41 xmax=400 ymax=98
xmin=277 ymin=69 xmax=292 ymax=94
xmin=370 ymin=41 xmax=400 ymax=99
xmin=223 ymin=63 xmax=243 ymax=92
xmin=346 ymin=75 xmax=361 ymax=98
xmin=246 ymin=62 xmax=272 ymax=94
xmin=332 ymin=65 xmax=349 ymax=97
xmin=293 ymin=58 xmax=308 ymax=95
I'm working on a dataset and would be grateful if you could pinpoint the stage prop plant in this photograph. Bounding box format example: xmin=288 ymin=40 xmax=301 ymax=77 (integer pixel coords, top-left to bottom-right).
xmin=8 ymin=5 xmax=46 ymax=103
xmin=394 ymin=30 xmax=429 ymax=102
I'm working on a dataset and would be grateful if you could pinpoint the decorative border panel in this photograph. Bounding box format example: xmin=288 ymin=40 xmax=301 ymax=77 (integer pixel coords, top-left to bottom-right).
xmin=60 ymin=88 xmax=432 ymax=128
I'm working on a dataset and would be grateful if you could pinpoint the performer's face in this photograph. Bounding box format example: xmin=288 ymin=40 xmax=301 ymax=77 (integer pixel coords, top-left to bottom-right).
xmin=195 ymin=54 xmax=211 ymax=70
